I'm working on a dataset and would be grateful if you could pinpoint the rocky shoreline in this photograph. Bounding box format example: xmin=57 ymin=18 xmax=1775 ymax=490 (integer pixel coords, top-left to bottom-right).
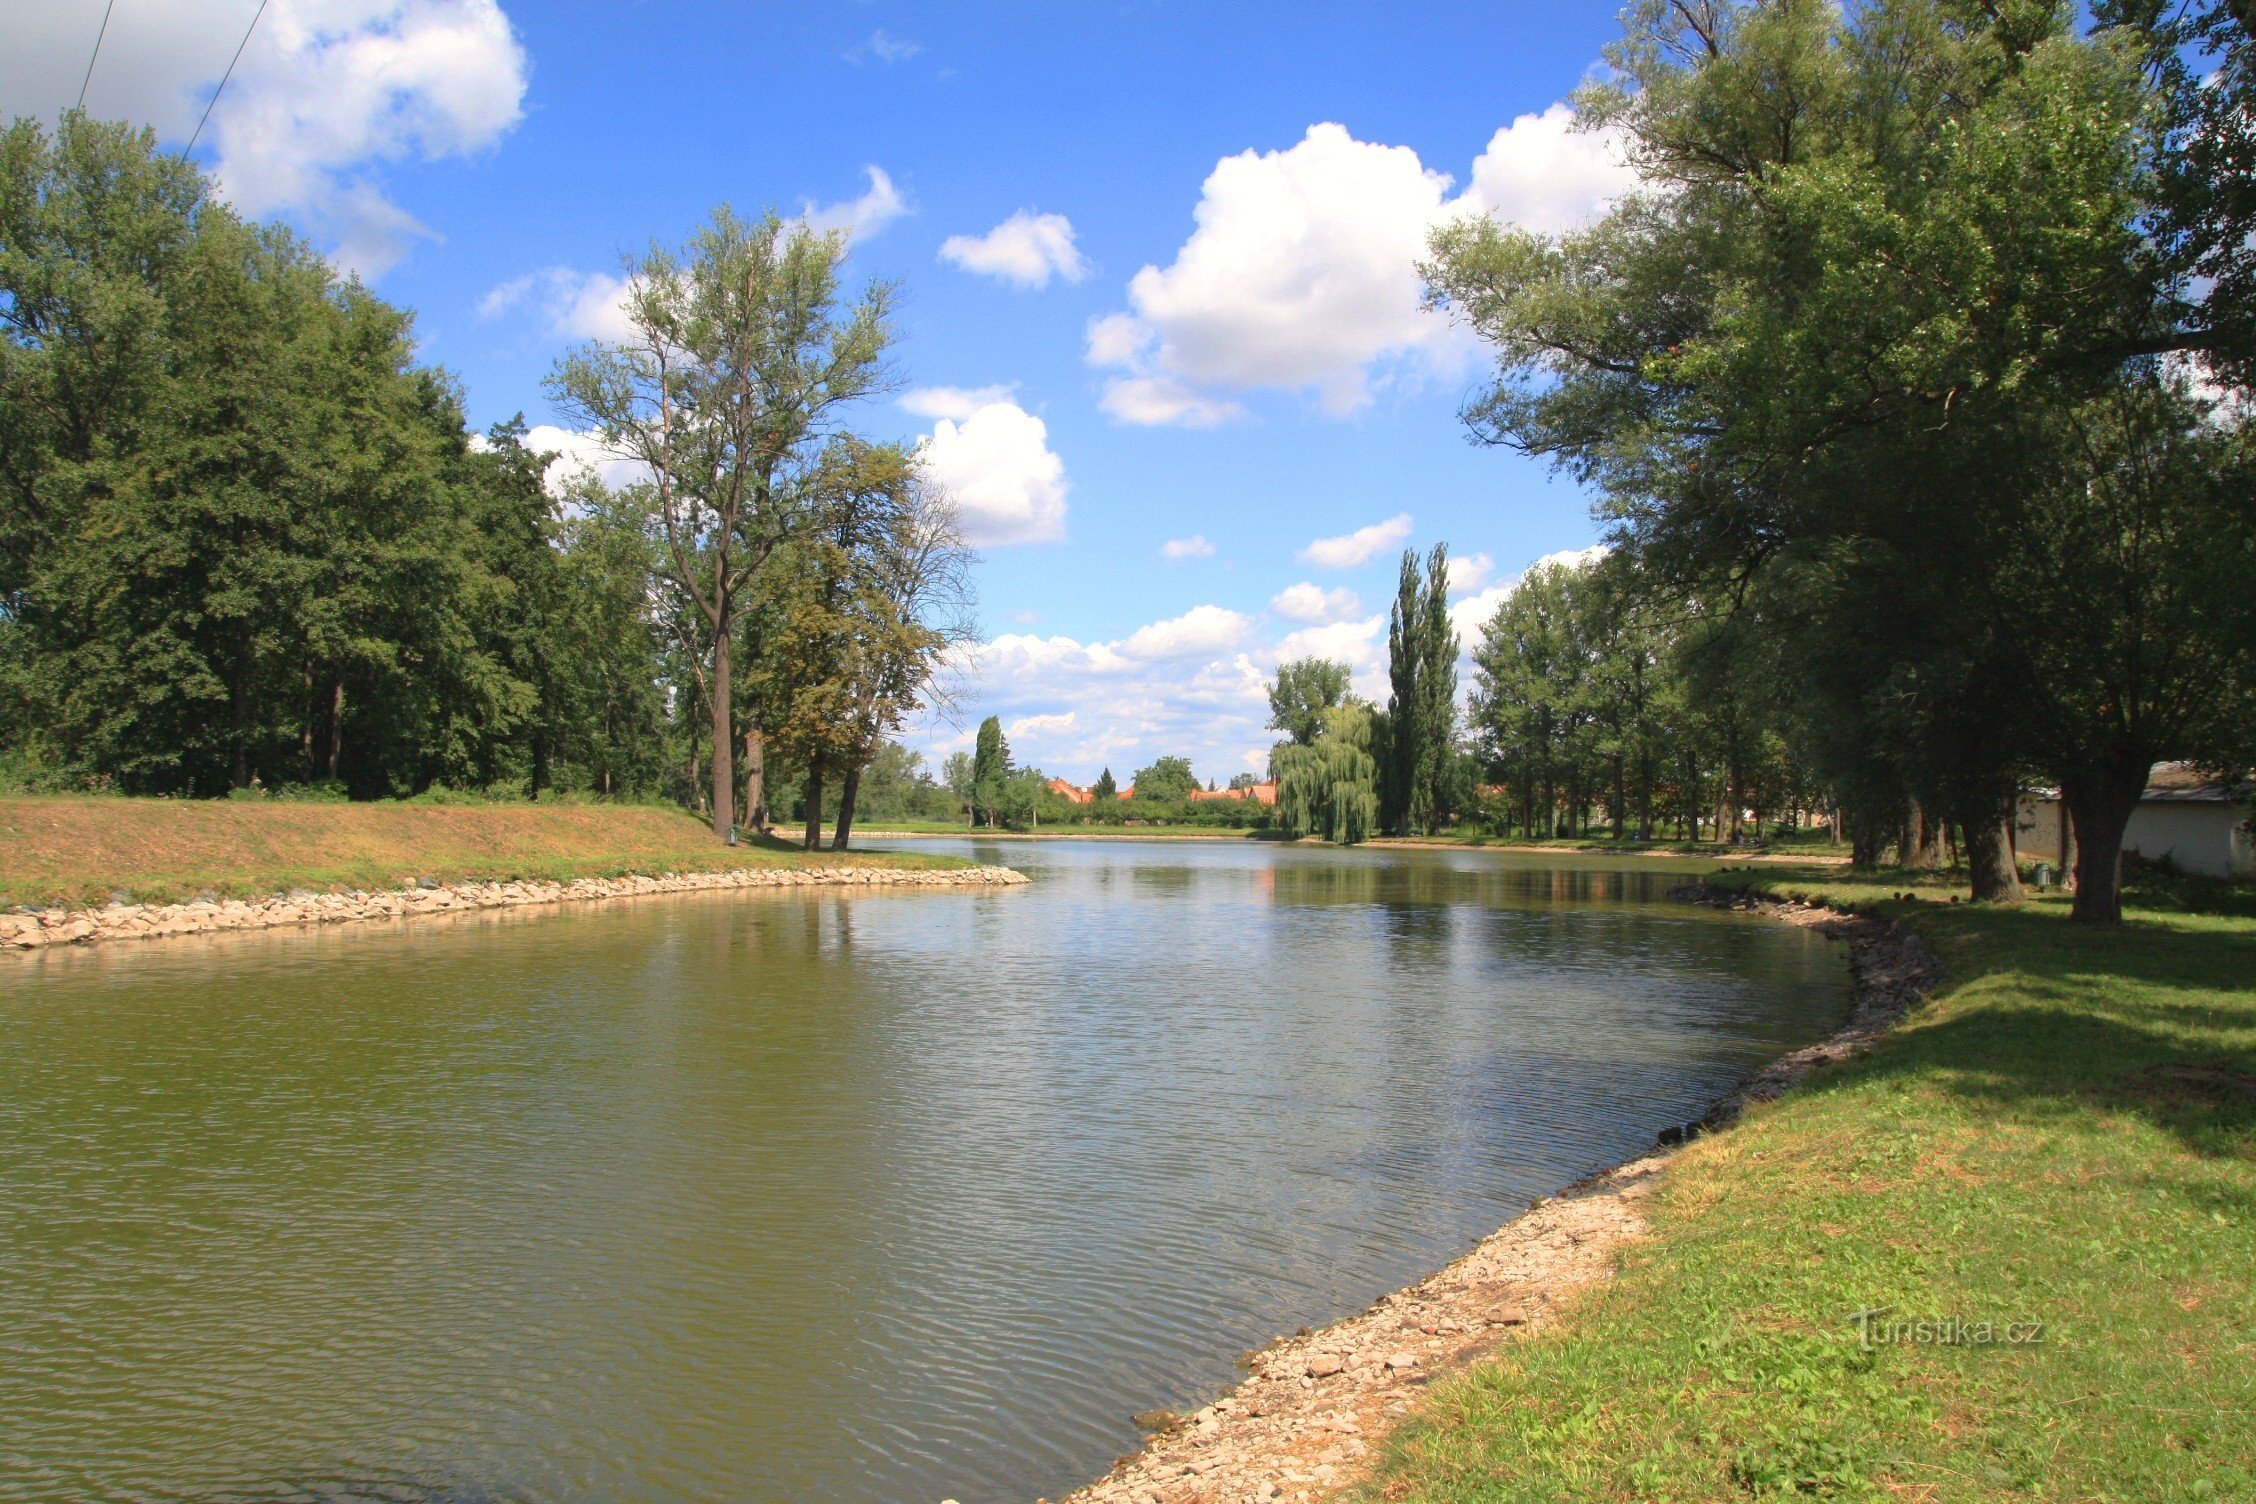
xmin=1059 ymin=882 xmax=1944 ymax=1504
xmin=0 ymin=862 xmax=1030 ymax=953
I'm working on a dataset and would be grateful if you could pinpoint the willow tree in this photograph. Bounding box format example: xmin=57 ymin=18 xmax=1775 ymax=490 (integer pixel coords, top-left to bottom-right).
xmin=1276 ymin=703 xmax=1381 ymax=845
xmin=549 ymin=208 xmax=895 ymax=838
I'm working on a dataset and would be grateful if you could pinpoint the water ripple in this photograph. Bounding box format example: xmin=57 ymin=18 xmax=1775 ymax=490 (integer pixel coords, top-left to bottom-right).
xmin=0 ymin=842 xmax=1846 ymax=1504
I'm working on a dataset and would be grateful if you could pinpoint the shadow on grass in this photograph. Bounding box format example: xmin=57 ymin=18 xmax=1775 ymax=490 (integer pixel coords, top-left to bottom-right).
xmin=1802 ymin=901 xmax=2256 ymax=1160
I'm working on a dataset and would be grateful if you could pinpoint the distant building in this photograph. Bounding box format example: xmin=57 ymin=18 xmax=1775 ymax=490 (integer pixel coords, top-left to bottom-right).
xmin=2017 ymin=763 xmax=2254 ymax=878
xmin=1189 ymin=779 xmax=1278 ymax=806
xmin=1046 ymin=777 xmax=1094 ymax=805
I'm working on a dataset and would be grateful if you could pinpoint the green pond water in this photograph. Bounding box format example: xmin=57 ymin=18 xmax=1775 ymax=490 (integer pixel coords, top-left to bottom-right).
xmin=0 ymin=840 xmax=1848 ymax=1504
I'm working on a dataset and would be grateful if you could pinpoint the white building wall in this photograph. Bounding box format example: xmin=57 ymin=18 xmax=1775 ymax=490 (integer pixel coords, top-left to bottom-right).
xmin=2015 ymin=795 xmax=2251 ymax=878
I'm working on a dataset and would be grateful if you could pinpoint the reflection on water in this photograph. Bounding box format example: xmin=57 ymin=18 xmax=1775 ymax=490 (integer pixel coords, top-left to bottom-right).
xmin=0 ymin=841 xmax=1844 ymax=1504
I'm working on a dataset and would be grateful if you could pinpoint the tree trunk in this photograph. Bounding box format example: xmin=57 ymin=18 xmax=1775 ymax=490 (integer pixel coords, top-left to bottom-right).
xmin=803 ymin=754 xmax=824 ymax=851
xmin=1965 ymin=816 xmax=2023 ymax=904
xmin=708 ymin=627 xmax=735 ymax=840
xmin=1903 ymin=800 xmax=1944 ymax=869
xmin=832 ymin=762 xmax=860 ymax=850
xmin=2062 ymin=756 xmax=2151 ymax=925
xmin=744 ymin=726 xmax=767 ymax=831
xmin=231 ymin=663 xmax=251 ymax=791
xmin=324 ymin=680 xmax=343 ymax=781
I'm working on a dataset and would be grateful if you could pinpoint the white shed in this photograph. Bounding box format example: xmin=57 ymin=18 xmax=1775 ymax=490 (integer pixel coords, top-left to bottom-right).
xmin=2016 ymin=764 xmax=2254 ymax=879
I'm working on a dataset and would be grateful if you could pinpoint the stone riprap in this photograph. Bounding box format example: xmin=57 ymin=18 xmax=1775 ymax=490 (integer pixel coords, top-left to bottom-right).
xmin=0 ymin=863 xmax=1029 ymax=953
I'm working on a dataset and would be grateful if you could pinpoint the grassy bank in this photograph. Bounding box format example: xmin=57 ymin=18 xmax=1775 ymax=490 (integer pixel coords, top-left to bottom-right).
xmin=0 ymin=796 xmax=959 ymax=908
xmin=1365 ymin=866 xmax=2255 ymax=1503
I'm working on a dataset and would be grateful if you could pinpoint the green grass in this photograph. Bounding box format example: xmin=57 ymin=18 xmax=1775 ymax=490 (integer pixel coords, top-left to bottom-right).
xmin=1363 ymin=865 xmax=2256 ymax=1504
xmin=0 ymin=795 xmax=964 ymax=909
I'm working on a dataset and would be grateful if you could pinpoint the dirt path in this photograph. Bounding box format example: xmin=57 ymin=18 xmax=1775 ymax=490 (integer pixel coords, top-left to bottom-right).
xmin=1059 ymin=888 xmax=1943 ymax=1504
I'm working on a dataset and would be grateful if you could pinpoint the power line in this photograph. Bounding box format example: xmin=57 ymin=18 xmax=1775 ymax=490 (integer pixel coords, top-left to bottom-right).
xmin=184 ymin=0 xmax=271 ymax=159
xmin=75 ymin=0 xmax=119 ymax=113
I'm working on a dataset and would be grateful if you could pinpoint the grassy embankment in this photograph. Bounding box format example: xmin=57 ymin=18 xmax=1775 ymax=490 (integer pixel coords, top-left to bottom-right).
xmin=0 ymin=795 xmax=962 ymax=909
xmin=1365 ymin=863 xmax=2255 ymax=1503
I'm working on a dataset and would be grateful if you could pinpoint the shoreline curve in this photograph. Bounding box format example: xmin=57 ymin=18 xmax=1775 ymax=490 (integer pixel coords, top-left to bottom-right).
xmin=1060 ymin=882 xmax=1944 ymax=1504
xmin=0 ymin=862 xmax=1030 ymax=953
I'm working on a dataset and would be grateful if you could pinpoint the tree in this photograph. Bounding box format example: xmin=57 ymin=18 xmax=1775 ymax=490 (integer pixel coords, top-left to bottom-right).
xmin=1130 ymin=755 xmax=1198 ymax=803
xmin=970 ymin=716 xmax=1009 ymax=826
xmin=822 ymin=458 xmax=975 ymax=850
xmin=941 ymin=751 xmax=975 ymax=824
xmin=1413 ymin=541 xmax=1459 ymax=828
xmin=1424 ymin=0 xmax=2252 ymax=917
xmin=1275 ymin=703 xmax=1381 ymax=844
xmin=549 ymin=207 xmax=896 ymax=840
xmin=1092 ymin=767 xmax=1118 ymax=801
xmin=741 ymin=440 xmax=974 ymax=849
xmin=1266 ymin=657 xmax=1354 ymax=745
xmin=1384 ymin=544 xmax=1456 ymax=833
xmin=0 ymin=115 xmax=547 ymax=798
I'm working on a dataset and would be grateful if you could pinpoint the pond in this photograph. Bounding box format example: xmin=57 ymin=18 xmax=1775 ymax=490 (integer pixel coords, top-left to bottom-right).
xmin=0 ymin=840 xmax=1846 ymax=1504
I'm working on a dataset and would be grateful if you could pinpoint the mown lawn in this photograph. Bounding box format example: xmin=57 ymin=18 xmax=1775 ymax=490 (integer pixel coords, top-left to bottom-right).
xmin=0 ymin=795 xmax=963 ymax=908
xmin=1362 ymin=867 xmax=2256 ymax=1503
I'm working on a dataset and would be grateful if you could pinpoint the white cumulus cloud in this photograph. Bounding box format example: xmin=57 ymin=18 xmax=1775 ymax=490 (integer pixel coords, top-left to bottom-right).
xmin=1161 ymin=535 xmax=1216 ymax=561
xmin=941 ymin=210 xmax=1091 ymax=288
xmin=800 ymin=165 xmax=909 ymax=241
xmin=1270 ymin=582 xmax=1363 ymax=624
xmin=7 ymin=0 xmax=530 ymax=279
xmin=1299 ymin=512 xmax=1413 ymax=570
xmin=914 ymin=395 xmax=1069 ymax=547
xmin=1121 ymin=605 xmax=1253 ymax=660
xmin=1449 ymin=542 xmax=1613 ymax=645
xmin=477 ymin=266 xmax=636 ymax=340
xmin=1459 ymin=103 xmax=1640 ymax=234
xmin=899 ymin=385 xmax=1017 ymax=421
xmin=1008 ymin=711 xmax=1077 ymax=738
xmin=520 ymin=424 xmax=649 ymax=496
xmin=1445 ymin=551 xmax=1495 ymax=594
xmin=1086 ymin=108 xmax=1634 ymax=424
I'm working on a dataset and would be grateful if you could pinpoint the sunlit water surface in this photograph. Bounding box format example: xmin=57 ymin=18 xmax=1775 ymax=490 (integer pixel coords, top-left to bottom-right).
xmin=0 ymin=841 xmax=1847 ymax=1504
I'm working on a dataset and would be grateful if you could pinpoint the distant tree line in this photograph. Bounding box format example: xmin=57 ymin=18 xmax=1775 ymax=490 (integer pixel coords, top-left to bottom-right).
xmin=0 ymin=116 xmax=970 ymax=849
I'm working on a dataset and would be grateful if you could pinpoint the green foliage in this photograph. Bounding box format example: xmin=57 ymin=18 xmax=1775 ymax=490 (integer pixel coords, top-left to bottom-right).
xmin=970 ymin=716 xmax=1009 ymax=825
xmin=1266 ymin=656 xmax=1354 ymax=746
xmin=1383 ymin=545 xmax=1458 ymax=834
xmin=1423 ymin=0 xmax=2256 ymax=914
xmin=1276 ymin=703 xmax=1382 ymax=844
xmin=546 ymin=203 xmax=900 ymax=836
xmin=0 ymin=116 xmax=638 ymax=799
xmin=1092 ymin=766 xmax=1118 ymax=801
xmin=0 ymin=121 xmax=958 ymax=844
xmin=1130 ymin=755 xmax=1199 ymax=803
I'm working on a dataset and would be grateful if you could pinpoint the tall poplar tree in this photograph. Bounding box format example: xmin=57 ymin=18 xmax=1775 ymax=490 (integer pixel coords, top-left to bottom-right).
xmin=1384 ymin=550 xmax=1423 ymax=834
xmin=1384 ymin=544 xmax=1458 ymax=834
xmin=1413 ymin=541 xmax=1458 ymax=831
xmin=970 ymin=716 xmax=1009 ymax=827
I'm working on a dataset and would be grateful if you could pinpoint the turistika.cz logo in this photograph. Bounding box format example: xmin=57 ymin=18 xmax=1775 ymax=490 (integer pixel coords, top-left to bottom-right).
xmin=1850 ymin=1306 xmax=2045 ymax=1351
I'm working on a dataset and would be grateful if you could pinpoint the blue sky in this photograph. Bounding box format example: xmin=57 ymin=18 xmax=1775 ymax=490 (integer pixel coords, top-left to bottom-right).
xmin=7 ymin=1 xmax=1632 ymax=785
